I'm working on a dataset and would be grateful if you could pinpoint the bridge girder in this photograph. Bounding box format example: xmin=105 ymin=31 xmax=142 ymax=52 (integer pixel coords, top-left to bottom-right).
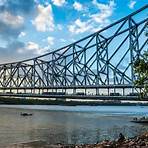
xmin=0 ymin=5 xmax=147 ymax=95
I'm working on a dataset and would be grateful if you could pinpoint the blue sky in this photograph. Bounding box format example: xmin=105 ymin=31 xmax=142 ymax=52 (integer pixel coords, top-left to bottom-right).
xmin=0 ymin=0 xmax=147 ymax=63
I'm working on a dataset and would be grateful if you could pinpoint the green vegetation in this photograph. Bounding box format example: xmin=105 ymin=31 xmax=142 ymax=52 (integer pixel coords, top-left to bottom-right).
xmin=134 ymin=25 xmax=148 ymax=98
xmin=0 ymin=97 xmax=71 ymax=105
xmin=134 ymin=25 xmax=148 ymax=97
xmin=134 ymin=52 xmax=148 ymax=97
xmin=0 ymin=97 xmax=147 ymax=106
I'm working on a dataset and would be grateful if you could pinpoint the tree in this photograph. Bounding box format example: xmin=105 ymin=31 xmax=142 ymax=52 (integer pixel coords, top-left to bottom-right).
xmin=134 ymin=52 xmax=148 ymax=97
xmin=134 ymin=25 xmax=148 ymax=98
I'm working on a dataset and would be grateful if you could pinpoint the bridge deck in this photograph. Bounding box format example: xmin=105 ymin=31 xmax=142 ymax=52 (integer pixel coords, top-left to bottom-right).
xmin=0 ymin=93 xmax=147 ymax=101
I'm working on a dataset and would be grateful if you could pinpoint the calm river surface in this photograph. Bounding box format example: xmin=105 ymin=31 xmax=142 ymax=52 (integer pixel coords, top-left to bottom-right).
xmin=0 ymin=105 xmax=148 ymax=146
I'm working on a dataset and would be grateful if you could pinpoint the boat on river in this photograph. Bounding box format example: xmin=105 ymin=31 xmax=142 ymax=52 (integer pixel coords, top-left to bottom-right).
xmin=131 ymin=117 xmax=148 ymax=123
xmin=20 ymin=112 xmax=33 ymax=116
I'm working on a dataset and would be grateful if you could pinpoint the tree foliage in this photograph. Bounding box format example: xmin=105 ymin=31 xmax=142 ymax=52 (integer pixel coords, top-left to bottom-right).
xmin=134 ymin=25 xmax=148 ymax=97
xmin=134 ymin=52 xmax=148 ymax=97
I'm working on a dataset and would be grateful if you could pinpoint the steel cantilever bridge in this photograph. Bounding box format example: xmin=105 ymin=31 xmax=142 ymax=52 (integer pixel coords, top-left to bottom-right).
xmin=0 ymin=5 xmax=147 ymax=100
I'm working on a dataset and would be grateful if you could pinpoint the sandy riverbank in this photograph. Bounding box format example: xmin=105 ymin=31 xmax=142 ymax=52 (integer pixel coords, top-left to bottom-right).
xmin=3 ymin=132 xmax=148 ymax=148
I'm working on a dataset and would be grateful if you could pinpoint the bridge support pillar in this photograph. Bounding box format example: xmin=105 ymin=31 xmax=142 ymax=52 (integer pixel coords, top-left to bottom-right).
xmin=113 ymin=87 xmax=116 ymax=94
xmin=96 ymin=88 xmax=99 ymax=96
xmin=25 ymin=89 xmax=27 ymax=94
xmin=84 ymin=88 xmax=86 ymax=95
xmin=108 ymin=88 xmax=109 ymax=96
xmin=123 ymin=88 xmax=125 ymax=96
xmin=38 ymin=89 xmax=40 ymax=94
xmin=73 ymin=88 xmax=76 ymax=95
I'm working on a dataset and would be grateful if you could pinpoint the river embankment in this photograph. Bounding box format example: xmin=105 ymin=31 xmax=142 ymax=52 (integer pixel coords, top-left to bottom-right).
xmin=4 ymin=132 xmax=148 ymax=147
xmin=0 ymin=97 xmax=148 ymax=106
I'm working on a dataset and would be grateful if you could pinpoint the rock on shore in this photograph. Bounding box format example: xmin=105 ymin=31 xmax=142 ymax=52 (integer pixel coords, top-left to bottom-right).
xmin=81 ymin=132 xmax=148 ymax=148
xmin=4 ymin=132 xmax=148 ymax=148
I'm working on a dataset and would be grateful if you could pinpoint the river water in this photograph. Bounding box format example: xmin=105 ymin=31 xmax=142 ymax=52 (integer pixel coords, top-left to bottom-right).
xmin=0 ymin=105 xmax=148 ymax=146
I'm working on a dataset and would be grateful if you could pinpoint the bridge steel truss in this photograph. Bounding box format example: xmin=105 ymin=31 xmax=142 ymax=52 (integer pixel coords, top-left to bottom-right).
xmin=0 ymin=5 xmax=147 ymax=97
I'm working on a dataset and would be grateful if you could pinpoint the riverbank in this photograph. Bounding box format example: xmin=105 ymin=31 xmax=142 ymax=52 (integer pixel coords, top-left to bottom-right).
xmin=0 ymin=97 xmax=148 ymax=106
xmin=0 ymin=105 xmax=148 ymax=147
xmin=4 ymin=132 xmax=148 ymax=148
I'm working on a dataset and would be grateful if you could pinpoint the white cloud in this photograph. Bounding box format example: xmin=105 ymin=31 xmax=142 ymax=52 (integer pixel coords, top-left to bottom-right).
xmin=18 ymin=42 xmax=48 ymax=55
xmin=32 ymin=4 xmax=54 ymax=32
xmin=47 ymin=36 xmax=54 ymax=45
xmin=70 ymin=38 xmax=76 ymax=42
xmin=128 ymin=0 xmax=136 ymax=9
xmin=91 ymin=0 xmax=115 ymax=24
xmin=18 ymin=32 xmax=26 ymax=38
xmin=60 ymin=38 xmax=66 ymax=42
xmin=51 ymin=0 xmax=65 ymax=7
xmin=18 ymin=37 xmax=55 ymax=55
xmin=73 ymin=2 xmax=83 ymax=11
xmin=57 ymin=24 xmax=63 ymax=30
xmin=0 ymin=0 xmax=6 ymax=6
xmin=68 ymin=0 xmax=115 ymax=34
xmin=68 ymin=19 xmax=92 ymax=34
xmin=0 ymin=11 xmax=24 ymax=28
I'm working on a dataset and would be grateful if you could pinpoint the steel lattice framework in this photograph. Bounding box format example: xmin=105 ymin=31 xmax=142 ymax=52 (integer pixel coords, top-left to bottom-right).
xmin=0 ymin=5 xmax=147 ymax=96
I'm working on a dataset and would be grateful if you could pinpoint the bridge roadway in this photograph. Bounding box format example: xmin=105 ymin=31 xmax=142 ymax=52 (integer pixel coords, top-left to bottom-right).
xmin=0 ymin=84 xmax=142 ymax=90
xmin=0 ymin=93 xmax=147 ymax=101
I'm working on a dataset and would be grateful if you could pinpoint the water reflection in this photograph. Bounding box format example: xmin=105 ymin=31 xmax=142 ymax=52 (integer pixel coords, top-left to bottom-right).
xmin=0 ymin=106 xmax=147 ymax=146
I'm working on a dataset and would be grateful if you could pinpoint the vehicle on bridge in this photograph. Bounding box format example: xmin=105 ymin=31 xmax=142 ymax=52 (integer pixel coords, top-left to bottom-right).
xmin=127 ymin=93 xmax=140 ymax=96
xmin=76 ymin=92 xmax=86 ymax=95
xmin=42 ymin=92 xmax=66 ymax=95
xmin=6 ymin=92 xmax=13 ymax=94
xmin=110 ymin=93 xmax=121 ymax=96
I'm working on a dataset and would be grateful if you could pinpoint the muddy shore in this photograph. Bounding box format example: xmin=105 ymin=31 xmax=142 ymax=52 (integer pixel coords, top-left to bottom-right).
xmin=4 ymin=132 xmax=148 ymax=148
